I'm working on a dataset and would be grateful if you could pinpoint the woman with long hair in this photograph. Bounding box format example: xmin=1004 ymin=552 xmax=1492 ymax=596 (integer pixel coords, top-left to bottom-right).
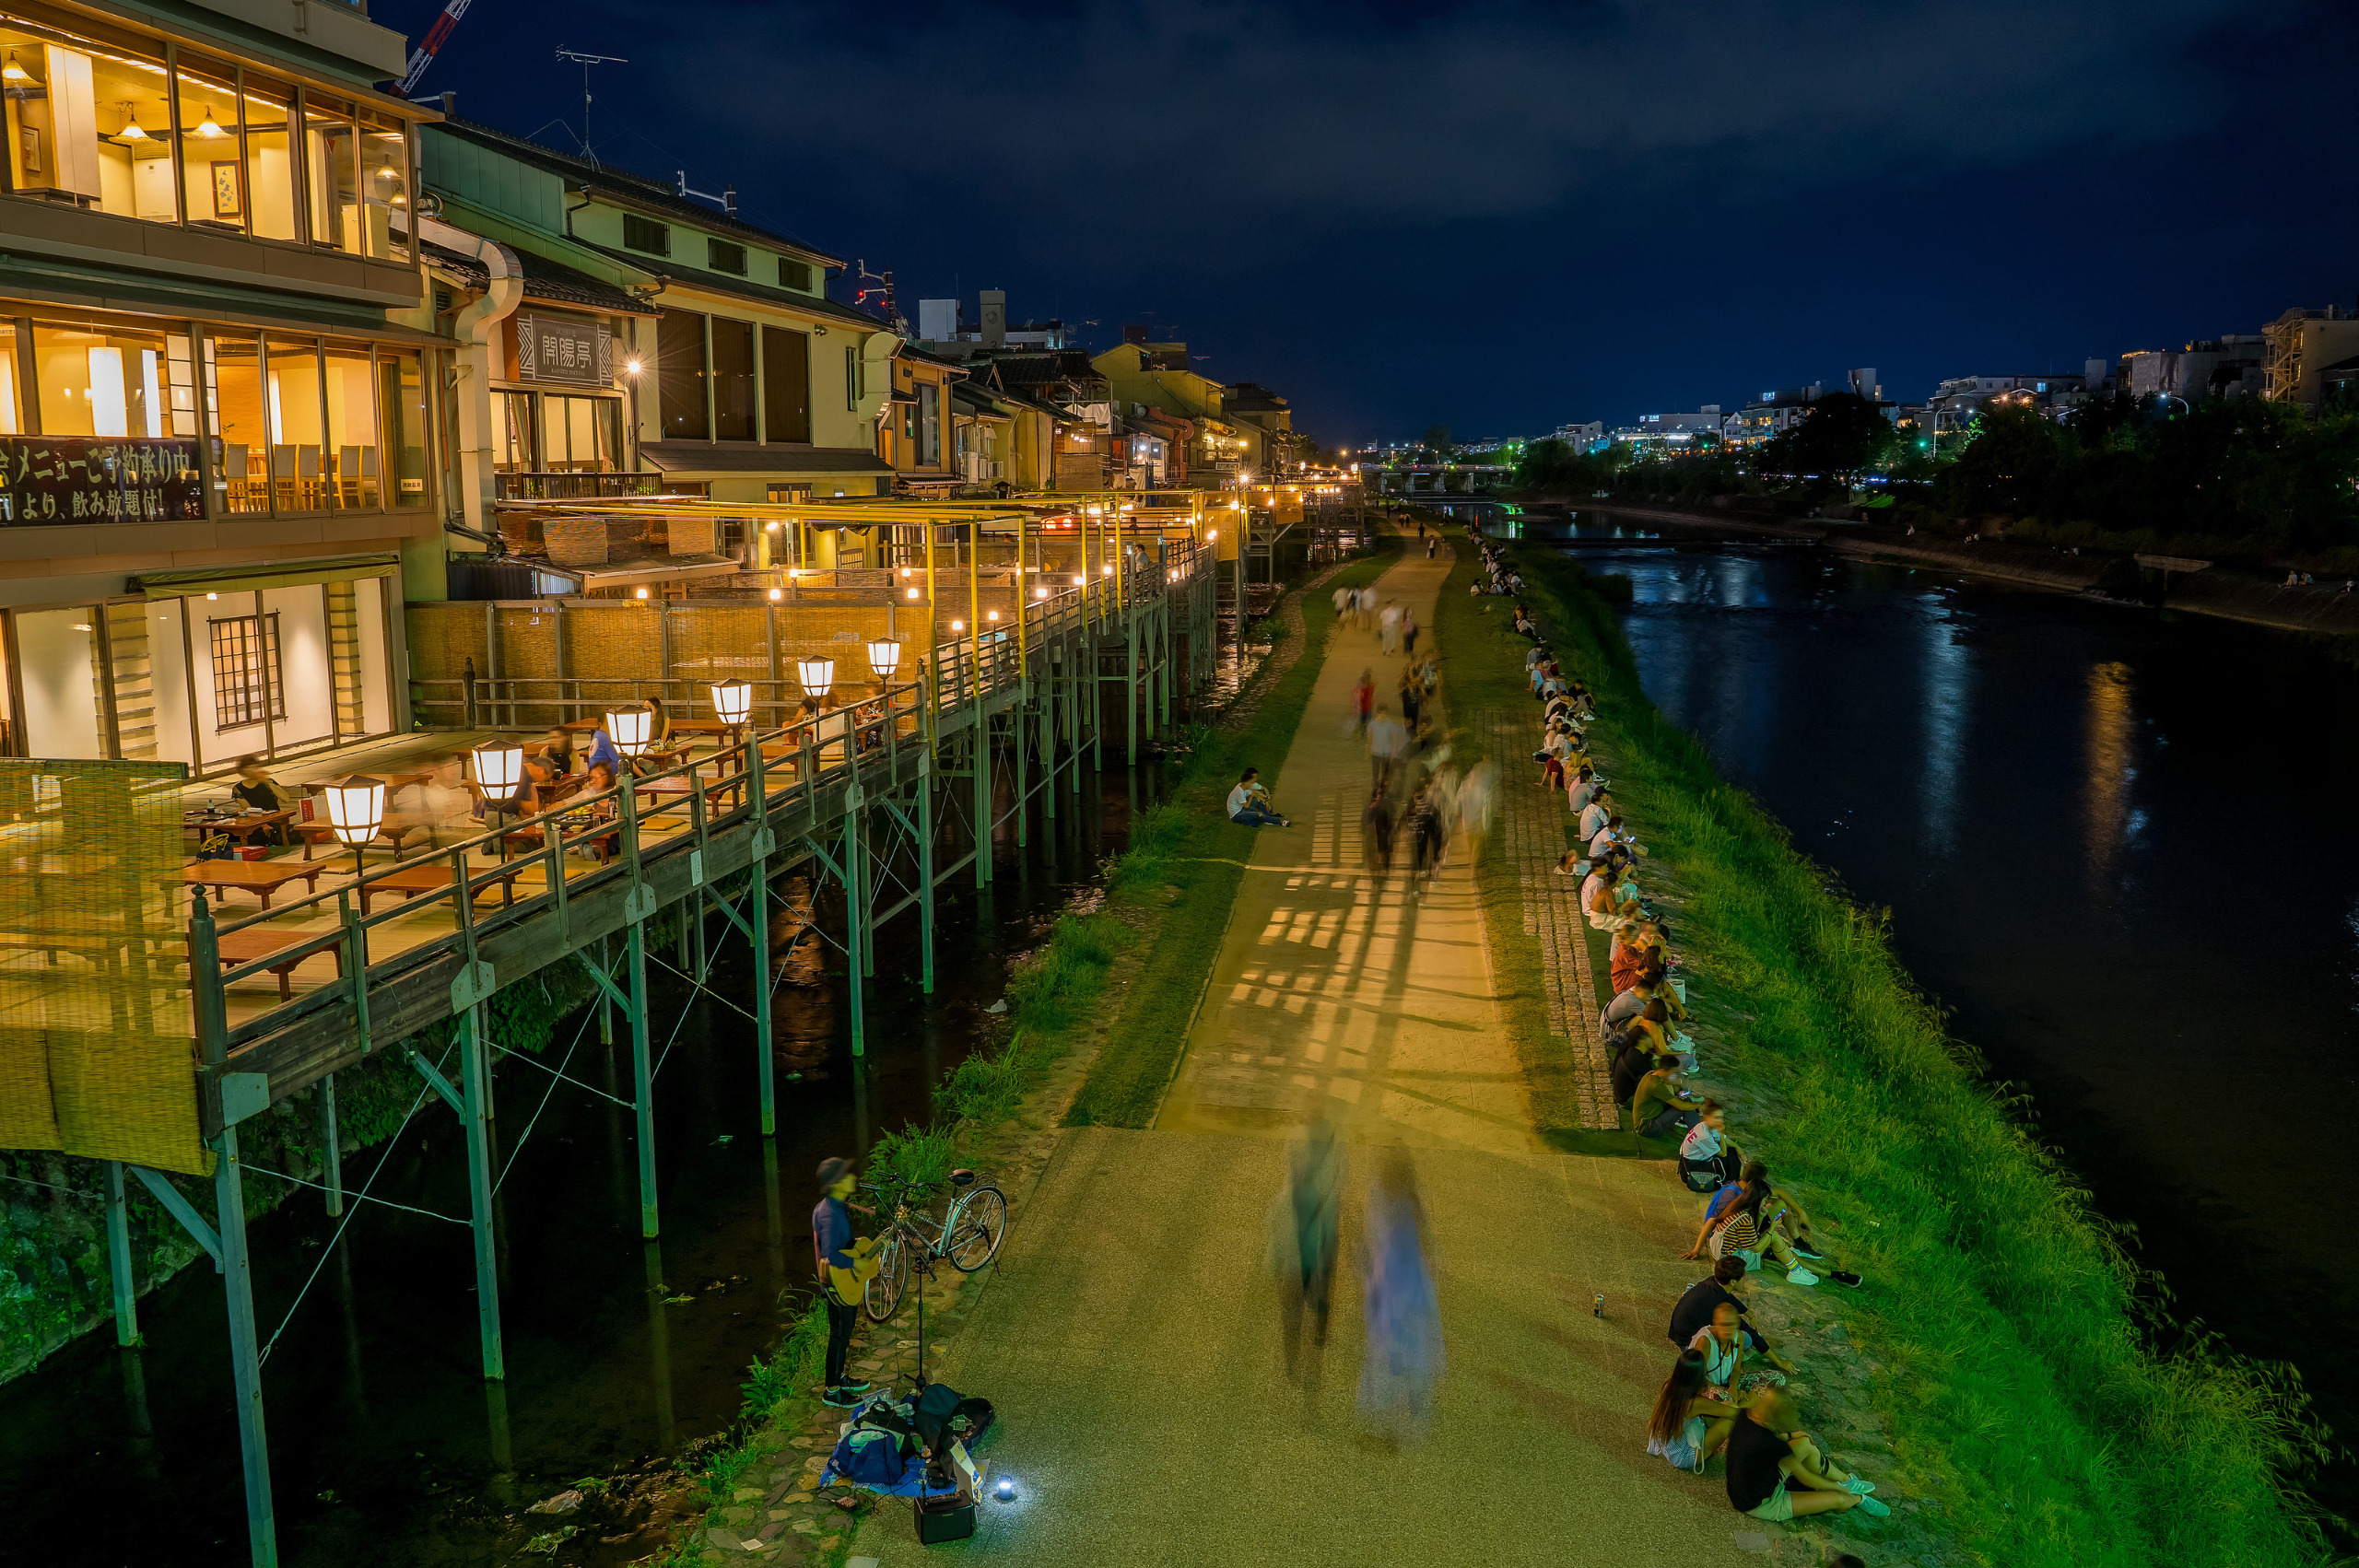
xmin=1649 ymin=1350 xmax=1737 ymax=1473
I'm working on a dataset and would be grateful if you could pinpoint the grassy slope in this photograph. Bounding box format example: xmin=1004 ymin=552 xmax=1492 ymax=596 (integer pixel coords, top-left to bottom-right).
xmin=1063 ymin=541 xmax=1405 ymax=1128
xmin=1485 ymin=533 xmax=2329 ymax=1567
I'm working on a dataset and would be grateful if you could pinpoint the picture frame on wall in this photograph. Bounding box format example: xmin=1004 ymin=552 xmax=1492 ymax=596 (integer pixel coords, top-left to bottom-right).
xmin=19 ymin=125 xmax=41 ymax=178
xmin=210 ymin=159 xmax=242 ymax=219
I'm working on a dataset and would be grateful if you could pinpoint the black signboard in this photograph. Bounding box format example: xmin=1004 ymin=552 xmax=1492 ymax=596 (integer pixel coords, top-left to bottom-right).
xmin=0 ymin=436 xmax=205 ymax=526
xmin=517 ymin=311 xmax=611 ymax=388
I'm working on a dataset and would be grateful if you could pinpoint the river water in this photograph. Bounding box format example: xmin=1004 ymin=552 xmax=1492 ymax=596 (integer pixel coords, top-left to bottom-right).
xmin=0 ymin=766 xmax=1163 ymax=1566
xmin=1540 ymin=513 xmax=2359 ymax=1516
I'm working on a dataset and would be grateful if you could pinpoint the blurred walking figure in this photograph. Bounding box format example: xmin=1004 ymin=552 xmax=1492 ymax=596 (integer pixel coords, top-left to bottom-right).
xmin=1276 ymin=1115 xmax=1346 ymax=1381
xmin=1379 ymin=601 xmax=1402 ymax=654
xmin=1363 ymin=785 xmax=1396 ymax=881
xmin=1359 ymin=1151 xmax=1443 ymax=1445
xmin=1411 ymin=784 xmax=1448 ymax=885
xmin=1367 ymin=706 xmax=1408 ymax=793
xmin=1402 ymin=607 xmax=1420 ymax=657
xmin=1354 ymin=668 xmax=1376 ymax=735
xmin=1457 ymin=760 xmax=1498 ymax=849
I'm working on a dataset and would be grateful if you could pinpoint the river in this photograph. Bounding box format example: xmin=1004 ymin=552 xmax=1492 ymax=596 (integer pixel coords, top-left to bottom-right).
xmin=1540 ymin=512 xmax=2359 ymax=1523
xmin=0 ymin=764 xmax=1165 ymax=1566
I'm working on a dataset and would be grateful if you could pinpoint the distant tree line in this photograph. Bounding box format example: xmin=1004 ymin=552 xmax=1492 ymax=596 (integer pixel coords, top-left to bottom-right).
xmin=1510 ymin=392 xmax=2359 ymax=566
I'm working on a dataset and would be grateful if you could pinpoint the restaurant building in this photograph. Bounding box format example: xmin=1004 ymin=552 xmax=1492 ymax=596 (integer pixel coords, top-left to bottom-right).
xmin=415 ymin=117 xmax=902 ymax=579
xmin=0 ymin=0 xmax=436 ymax=771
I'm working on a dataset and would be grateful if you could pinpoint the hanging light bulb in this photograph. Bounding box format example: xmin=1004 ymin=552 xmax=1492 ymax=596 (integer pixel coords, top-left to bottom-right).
xmin=3 ymin=54 xmax=29 ymax=82
xmin=195 ymin=106 xmax=225 ymax=139
xmin=117 ymin=105 xmax=148 ymax=142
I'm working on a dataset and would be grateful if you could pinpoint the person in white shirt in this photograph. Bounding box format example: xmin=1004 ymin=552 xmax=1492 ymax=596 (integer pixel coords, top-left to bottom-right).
xmin=1226 ymin=766 xmax=1289 ymax=827
xmin=1579 ymin=793 xmax=1614 ymax=842
xmin=1589 ymin=814 xmax=1628 ymax=860
xmin=1379 ymin=602 xmax=1402 ymax=654
xmin=1367 ymin=707 xmax=1409 ymax=790
xmin=1567 ymin=766 xmax=1598 ymax=815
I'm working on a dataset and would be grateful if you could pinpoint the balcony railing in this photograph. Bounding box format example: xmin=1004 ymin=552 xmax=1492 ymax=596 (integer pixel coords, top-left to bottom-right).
xmin=495 ymin=471 xmax=667 ymax=502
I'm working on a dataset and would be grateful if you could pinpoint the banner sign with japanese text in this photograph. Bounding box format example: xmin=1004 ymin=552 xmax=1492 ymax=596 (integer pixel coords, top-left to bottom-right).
xmin=516 ymin=312 xmax=612 ymax=388
xmin=0 ymin=437 xmax=205 ymax=526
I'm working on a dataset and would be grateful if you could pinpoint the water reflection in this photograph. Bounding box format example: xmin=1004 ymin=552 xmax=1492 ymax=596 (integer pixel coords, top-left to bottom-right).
xmin=1919 ymin=596 xmax=1969 ymax=857
xmin=2083 ymin=661 xmax=2136 ymax=894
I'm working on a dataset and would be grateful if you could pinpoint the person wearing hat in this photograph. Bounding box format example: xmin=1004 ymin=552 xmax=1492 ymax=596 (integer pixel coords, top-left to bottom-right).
xmin=812 ymin=1157 xmax=871 ymax=1408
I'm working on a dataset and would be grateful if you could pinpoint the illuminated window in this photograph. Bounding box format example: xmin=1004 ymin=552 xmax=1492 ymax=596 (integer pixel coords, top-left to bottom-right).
xmin=208 ymin=613 xmax=283 ymax=729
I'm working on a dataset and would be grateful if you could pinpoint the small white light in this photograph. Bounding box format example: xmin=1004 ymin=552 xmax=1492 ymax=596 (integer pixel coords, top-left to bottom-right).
xmin=769 ymin=587 xmax=783 ymax=601
xmin=205 ymin=591 xmax=219 ymax=601
xmin=995 ymin=1480 xmax=1015 ymax=1502
xmin=950 ymin=619 xmax=964 ymax=632
xmin=905 ymin=587 xmax=921 ymax=600
xmin=866 ymin=638 xmax=903 ymax=679
xmin=1035 ymin=587 xmax=1048 ymax=599
xmin=321 ymin=775 xmax=387 ymax=848
xmin=1074 ymin=574 xmax=1086 ymax=586
xmin=634 ymin=586 xmax=651 ymax=600
xmin=987 ymin=610 xmax=1000 ymax=622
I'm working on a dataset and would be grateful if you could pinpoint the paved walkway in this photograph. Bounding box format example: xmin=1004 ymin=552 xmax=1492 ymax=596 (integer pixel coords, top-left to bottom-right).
xmin=842 ymin=543 xmax=1773 ymax=1568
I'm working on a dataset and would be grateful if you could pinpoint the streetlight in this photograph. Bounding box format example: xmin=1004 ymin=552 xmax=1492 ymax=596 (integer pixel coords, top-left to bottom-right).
xmin=319 ymin=774 xmax=386 ymax=883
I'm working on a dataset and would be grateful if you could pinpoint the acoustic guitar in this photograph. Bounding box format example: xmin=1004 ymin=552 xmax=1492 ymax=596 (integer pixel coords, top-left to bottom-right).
xmin=826 ymin=1235 xmax=883 ymax=1306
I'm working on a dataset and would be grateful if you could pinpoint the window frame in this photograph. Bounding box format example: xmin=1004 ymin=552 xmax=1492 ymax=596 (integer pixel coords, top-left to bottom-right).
xmin=207 ymin=610 xmax=283 ymax=731
xmin=779 ymin=257 xmax=813 ymax=292
xmin=623 ymin=212 xmax=671 ymax=256
xmin=707 ymin=237 xmax=746 ymax=275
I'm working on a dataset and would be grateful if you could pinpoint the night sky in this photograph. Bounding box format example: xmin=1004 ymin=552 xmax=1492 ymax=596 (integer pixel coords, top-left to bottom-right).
xmin=380 ymin=0 xmax=2359 ymax=443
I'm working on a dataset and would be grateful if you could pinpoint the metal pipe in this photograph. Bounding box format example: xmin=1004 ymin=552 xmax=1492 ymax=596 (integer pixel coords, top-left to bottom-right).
xmin=458 ymin=1006 xmax=506 ymax=1378
xmin=105 ymin=1162 xmax=138 ymax=1346
xmin=215 ymin=1123 xmax=277 ymax=1567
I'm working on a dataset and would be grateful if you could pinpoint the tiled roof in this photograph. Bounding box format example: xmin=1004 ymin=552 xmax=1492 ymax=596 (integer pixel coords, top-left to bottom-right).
xmin=420 ymin=239 xmax=657 ymax=317
xmin=985 ymin=351 xmax=1105 ymax=389
xmin=432 ymin=118 xmax=842 ymax=266
xmin=569 ymin=241 xmax=889 ymax=329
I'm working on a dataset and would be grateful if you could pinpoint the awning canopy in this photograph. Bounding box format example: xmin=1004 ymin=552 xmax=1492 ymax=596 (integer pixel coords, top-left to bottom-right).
xmin=128 ymin=553 xmax=400 ymax=599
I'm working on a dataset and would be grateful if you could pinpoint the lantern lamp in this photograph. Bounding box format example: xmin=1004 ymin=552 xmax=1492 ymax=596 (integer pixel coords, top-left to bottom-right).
xmin=320 ymin=774 xmax=386 ymax=880
xmin=470 ymin=739 xmax=523 ymax=800
xmin=796 ymin=655 xmax=836 ymax=697
xmin=710 ymin=679 xmax=754 ymax=726
xmin=950 ymin=619 xmax=964 ymax=633
xmin=866 ymin=638 xmax=903 ymax=681
xmin=606 ymin=705 xmax=654 ymax=756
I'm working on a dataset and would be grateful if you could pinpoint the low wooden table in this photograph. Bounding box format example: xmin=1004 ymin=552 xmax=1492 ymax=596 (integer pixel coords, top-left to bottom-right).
xmin=196 ymin=927 xmax=345 ymax=1002
xmin=183 ymin=858 xmax=331 ymax=910
xmin=357 ymin=861 xmax=531 ymax=917
xmin=184 ymin=808 xmax=296 ymax=848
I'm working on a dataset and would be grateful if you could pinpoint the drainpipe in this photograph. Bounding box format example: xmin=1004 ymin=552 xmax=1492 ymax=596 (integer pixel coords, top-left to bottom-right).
xmin=417 ymin=214 xmax=524 ymax=543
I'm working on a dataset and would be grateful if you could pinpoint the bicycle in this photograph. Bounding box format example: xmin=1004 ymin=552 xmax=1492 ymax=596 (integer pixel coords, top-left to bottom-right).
xmin=858 ymin=1167 xmax=1009 ymax=1323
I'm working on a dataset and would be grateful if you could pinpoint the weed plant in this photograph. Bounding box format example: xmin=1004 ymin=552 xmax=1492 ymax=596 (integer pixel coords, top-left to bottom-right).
xmin=1488 ymin=533 xmax=2330 ymax=1567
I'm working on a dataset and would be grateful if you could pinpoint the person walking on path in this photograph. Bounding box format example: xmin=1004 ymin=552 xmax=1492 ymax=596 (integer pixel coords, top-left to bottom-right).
xmin=1379 ymin=600 xmax=1402 ymax=654
xmin=1359 ymin=1151 xmax=1443 ymax=1445
xmin=1364 ymin=785 xmax=1396 ymax=881
xmin=1367 ymin=706 xmax=1408 ymax=794
xmin=1402 ymin=606 xmax=1419 ymax=657
xmin=1355 ymin=669 xmax=1376 ymax=735
xmin=1275 ymin=1114 xmax=1345 ymax=1383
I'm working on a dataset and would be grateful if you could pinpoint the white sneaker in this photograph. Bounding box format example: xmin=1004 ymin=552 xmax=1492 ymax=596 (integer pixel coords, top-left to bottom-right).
xmin=1786 ymin=1268 xmax=1820 ymax=1287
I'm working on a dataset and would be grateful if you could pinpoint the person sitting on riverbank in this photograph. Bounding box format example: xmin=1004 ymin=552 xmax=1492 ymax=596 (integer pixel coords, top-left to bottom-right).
xmin=1693 ymin=1162 xmax=1823 ymax=1258
xmin=1688 ymin=1301 xmax=1750 ymax=1398
xmin=1579 ymin=790 xmax=1615 ymax=843
xmin=1602 ymin=969 xmax=1661 ymax=1033
xmin=1679 ymin=1102 xmax=1743 ymax=1191
xmin=1591 ymin=813 xmax=1640 ymax=861
xmin=1567 ymin=765 xmax=1599 ymax=816
xmin=1705 ymin=1182 xmax=1819 ymax=1285
xmin=1649 ymin=1351 xmax=1739 ymax=1474
xmin=1725 ymin=1390 xmax=1887 ymax=1522
xmin=1631 ymin=1055 xmax=1701 ymax=1138
xmin=1669 ymin=1256 xmax=1790 ymax=1369
xmin=1227 ymin=767 xmax=1291 ymax=827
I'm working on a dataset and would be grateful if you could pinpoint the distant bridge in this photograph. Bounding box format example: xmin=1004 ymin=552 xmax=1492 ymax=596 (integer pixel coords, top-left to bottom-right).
xmin=1372 ymin=464 xmax=1513 ymax=495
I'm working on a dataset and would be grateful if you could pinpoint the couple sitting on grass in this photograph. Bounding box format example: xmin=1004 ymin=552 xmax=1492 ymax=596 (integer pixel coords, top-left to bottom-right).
xmin=1649 ymin=1258 xmax=1894 ymax=1522
xmin=1226 ymin=766 xmax=1293 ymax=828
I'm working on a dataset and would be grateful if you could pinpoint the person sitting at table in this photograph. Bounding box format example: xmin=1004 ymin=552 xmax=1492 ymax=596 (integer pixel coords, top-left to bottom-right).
xmin=229 ymin=757 xmax=292 ymax=844
xmin=585 ymin=727 xmax=625 ymax=778
xmin=645 ymin=696 xmax=673 ymax=744
xmin=537 ymin=728 xmax=576 ymax=777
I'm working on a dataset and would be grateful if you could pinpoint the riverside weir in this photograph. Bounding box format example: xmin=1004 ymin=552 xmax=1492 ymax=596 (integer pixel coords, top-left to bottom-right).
xmin=0 ymin=489 xmax=1377 ymax=1568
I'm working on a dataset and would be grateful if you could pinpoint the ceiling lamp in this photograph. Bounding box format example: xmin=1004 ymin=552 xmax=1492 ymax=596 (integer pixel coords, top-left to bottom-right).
xmin=796 ymin=655 xmax=836 ymax=697
xmin=117 ymin=106 xmax=148 ymax=142
xmin=195 ymin=106 xmax=226 ymax=138
xmin=1 ymin=55 xmax=27 ymax=83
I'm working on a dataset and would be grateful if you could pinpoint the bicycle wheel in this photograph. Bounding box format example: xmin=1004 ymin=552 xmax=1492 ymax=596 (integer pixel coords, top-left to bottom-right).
xmin=864 ymin=1233 xmax=909 ymax=1322
xmin=945 ymin=1185 xmax=1007 ymax=1272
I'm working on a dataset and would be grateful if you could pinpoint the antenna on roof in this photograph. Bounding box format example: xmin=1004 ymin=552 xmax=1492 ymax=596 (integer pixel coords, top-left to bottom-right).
xmin=676 ymin=172 xmax=737 ymax=216
xmin=554 ymin=48 xmax=627 ymax=166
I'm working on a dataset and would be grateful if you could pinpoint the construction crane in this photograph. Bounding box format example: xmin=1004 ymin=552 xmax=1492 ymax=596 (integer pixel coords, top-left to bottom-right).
xmin=398 ymin=0 xmax=475 ymax=98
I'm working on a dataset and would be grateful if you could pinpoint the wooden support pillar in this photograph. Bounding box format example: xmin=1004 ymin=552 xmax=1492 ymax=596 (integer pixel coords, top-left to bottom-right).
xmin=457 ymin=1006 xmax=506 ymax=1379
xmin=104 ymin=1161 xmax=137 ymax=1346
xmin=216 ymin=1125 xmax=277 ymax=1567
xmin=1015 ymin=679 xmax=1030 ymax=848
xmin=319 ymin=1075 xmax=343 ymax=1218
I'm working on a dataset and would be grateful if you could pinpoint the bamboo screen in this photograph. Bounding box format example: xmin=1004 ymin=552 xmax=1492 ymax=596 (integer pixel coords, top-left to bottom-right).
xmin=0 ymin=761 xmax=209 ymax=1177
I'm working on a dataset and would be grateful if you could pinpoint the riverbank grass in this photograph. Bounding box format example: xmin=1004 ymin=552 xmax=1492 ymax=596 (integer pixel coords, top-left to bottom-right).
xmin=1493 ymin=534 xmax=2328 ymax=1567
